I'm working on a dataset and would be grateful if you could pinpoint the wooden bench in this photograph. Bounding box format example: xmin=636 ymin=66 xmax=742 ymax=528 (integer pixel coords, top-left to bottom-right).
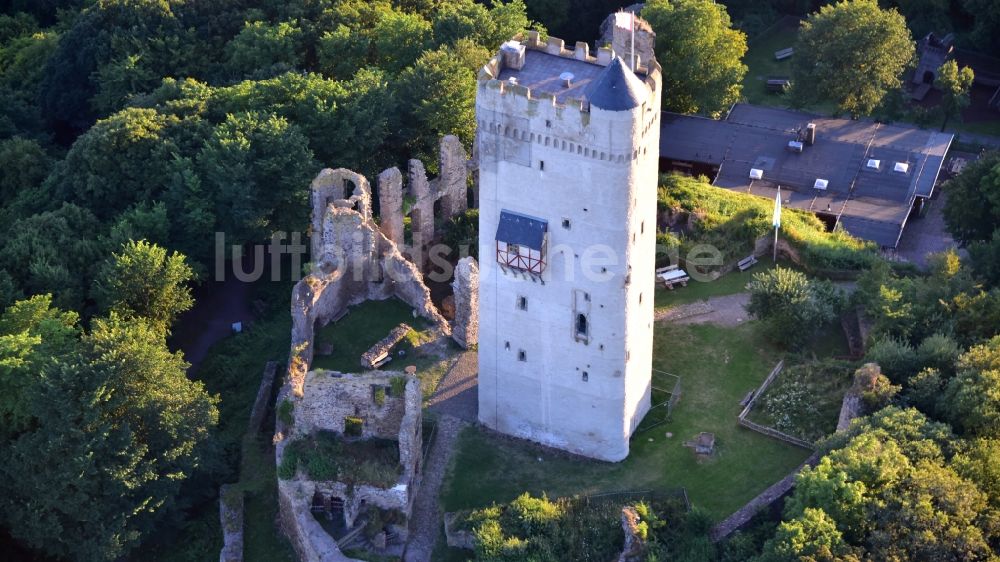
xmin=738 ymin=255 xmax=758 ymax=272
xmin=656 ymin=265 xmax=690 ymax=289
xmin=774 ymin=47 xmax=793 ymax=61
xmin=766 ymin=78 xmax=790 ymax=93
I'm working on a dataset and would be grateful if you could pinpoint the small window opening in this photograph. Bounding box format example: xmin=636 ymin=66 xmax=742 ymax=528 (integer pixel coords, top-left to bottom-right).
xmin=562 ymin=218 xmax=571 ymax=229
xmin=582 ymin=372 xmax=589 ymax=382
xmin=517 ymin=296 xmax=527 ymax=310
xmin=539 ymin=160 xmax=545 ymax=171
xmin=518 ymin=350 xmax=527 ymax=361
xmin=576 ymin=314 xmax=588 ymax=337
xmin=545 ymin=119 xmax=551 ymax=128
xmin=505 ymin=341 xmax=511 ymax=350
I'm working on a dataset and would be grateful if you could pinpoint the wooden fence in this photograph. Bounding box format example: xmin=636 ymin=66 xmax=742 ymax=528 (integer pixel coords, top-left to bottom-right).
xmin=737 ymin=360 xmax=816 ymax=451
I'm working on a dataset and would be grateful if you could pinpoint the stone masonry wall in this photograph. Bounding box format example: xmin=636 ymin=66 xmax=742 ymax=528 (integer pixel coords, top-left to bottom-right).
xmin=451 ymin=257 xmax=479 ymax=348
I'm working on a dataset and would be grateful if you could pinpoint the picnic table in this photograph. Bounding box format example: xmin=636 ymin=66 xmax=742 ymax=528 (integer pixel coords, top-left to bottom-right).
xmin=774 ymin=47 xmax=793 ymax=61
xmin=656 ymin=266 xmax=690 ymax=289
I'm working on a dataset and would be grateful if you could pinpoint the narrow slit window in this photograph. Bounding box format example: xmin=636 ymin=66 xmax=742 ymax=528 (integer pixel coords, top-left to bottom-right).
xmin=517 ymin=296 xmax=527 ymax=310
xmin=576 ymin=314 xmax=588 ymax=337
xmin=518 ymin=350 xmax=527 ymax=362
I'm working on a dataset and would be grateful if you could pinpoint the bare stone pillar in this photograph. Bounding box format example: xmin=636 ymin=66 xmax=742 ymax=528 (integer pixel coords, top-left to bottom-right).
xmin=378 ymin=167 xmax=404 ymax=247
xmin=409 ymin=159 xmax=435 ymax=268
xmin=451 ymin=257 xmax=479 ymax=348
xmin=438 ymin=135 xmax=469 ymax=218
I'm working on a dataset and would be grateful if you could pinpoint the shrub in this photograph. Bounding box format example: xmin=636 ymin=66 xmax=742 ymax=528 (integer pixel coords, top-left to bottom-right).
xmin=916 ymin=334 xmax=961 ymax=378
xmin=277 ymin=399 xmax=294 ymax=425
xmin=853 ymin=363 xmax=901 ymax=413
xmin=745 ymin=267 xmax=840 ymax=348
xmin=866 ymin=336 xmax=920 ymax=384
xmin=344 ymin=416 xmax=363 ymax=437
xmin=373 ymin=386 xmax=386 ymax=407
xmin=390 ymin=376 xmax=407 ymax=397
xmin=277 ymin=446 xmax=299 ymax=480
xmin=905 ymin=368 xmax=944 ymax=418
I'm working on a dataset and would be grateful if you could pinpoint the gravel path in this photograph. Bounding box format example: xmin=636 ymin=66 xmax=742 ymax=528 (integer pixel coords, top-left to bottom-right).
xmin=403 ymin=414 xmax=466 ymax=562
xmin=427 ymin=351 xmax=478 ymax=422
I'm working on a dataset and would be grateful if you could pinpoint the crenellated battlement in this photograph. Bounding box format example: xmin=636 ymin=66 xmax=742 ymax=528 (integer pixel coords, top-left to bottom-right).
xmin=477 ymin=29 xmax=661 ymax=114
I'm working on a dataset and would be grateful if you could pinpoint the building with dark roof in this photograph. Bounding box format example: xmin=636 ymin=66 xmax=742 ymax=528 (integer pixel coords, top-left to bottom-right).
xmin=659 ymin=103 xmax=954 ymax=248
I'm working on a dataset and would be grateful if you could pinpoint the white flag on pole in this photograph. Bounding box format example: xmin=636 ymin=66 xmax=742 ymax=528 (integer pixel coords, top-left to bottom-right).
xmin=772 ymin=188 xmax=782 ymax=229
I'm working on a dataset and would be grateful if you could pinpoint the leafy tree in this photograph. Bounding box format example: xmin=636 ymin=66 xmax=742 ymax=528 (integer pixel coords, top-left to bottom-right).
xmin=198 ymin=110 xmax=317 ymax=243
xmin=395 ymin=40 xmax=489 ymax=162
xmin=745 ymin=266 xmax=840 ymax=348
xmin=0 ymin=294 xmax=79 ymax=435
xmin=0 ymin=137 xmax=51 ymax=205
xmin=0 ymin=203 xmax=104 ymax=309
xmin=866 ymin=336 xmax=919 ymax=383
xmin=760 ymin=507 xmax=861 ymax=561
xmin=371 ymin=8 xmax=432 ymax=74
xmin=880 ymin=0 xmax=952 ymax=39
xmin=0 ymin=314 xmax=217 ymax=560
xmin=943 ymin=152 xmax=1000 ymax=285
xmin=962 ymin=0 xmax=1000 ymax=53
xmin=953 ymin=438 xmax=1000 ymax=511
xmin=866 ymin=459 xmax=993 ymax=561
xmin=942 ymin=336 xmax=1000 ymax=436
xmin=642 ymin=0 xmax=747 ymax=117
xmin=224 ymin=20 xmax=303 ymax=78
xmin=792 ymin=0 xmax=914 ymax=117
xmin=432 ymin=0 xmax=534 ymax=52
xmin=317 ymin=24 xmax=370 ymax=79
xmin=38 ymin=0 xmax=196 ymax=128
xmin=935 ymin=60 xmax=974 ymax=131
xmin=43 ymin=107 xmax=192 ymax=221
xmin=93 ymin=239 xmax=194 ymax=333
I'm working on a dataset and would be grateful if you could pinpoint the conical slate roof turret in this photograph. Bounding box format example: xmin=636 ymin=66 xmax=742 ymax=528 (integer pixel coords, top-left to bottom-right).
xmin=585 ymin=56 xmax=647 ymax=111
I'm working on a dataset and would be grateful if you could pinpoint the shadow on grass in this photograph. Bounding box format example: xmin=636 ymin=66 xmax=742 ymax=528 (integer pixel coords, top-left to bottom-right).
xmin=440 ymin=322 xmax=812 ymax=521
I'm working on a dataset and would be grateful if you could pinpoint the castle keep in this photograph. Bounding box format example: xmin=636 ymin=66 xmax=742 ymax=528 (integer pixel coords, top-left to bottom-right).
xmin=475 ymin=24 xmax=662 ymax=461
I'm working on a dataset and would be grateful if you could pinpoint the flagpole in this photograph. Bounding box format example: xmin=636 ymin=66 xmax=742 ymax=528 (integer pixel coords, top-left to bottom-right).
xmin=631 ymin=12 xmax=636 ymax=71
xmin=773 ymin=187 xmax=781 ymax=263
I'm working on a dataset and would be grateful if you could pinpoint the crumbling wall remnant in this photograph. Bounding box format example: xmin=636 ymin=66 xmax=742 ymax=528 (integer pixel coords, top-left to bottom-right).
xmin=452 ymin=257 xmax=479 ymax=348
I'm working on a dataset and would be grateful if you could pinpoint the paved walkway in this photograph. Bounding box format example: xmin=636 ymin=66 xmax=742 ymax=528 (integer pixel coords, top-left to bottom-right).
xmin=896 ymin=189 xmax=962 ymax=267
xmin=427 ymin=351 xmax=478 ymax=422
xmin=403 ymin=414 xmax=466 ymax=562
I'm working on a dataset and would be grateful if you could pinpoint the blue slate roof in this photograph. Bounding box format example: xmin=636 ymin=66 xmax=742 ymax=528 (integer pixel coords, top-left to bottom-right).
xmin=586 ymin=56 xmax=647 ymax=111
xmin=496 ymin=210 xmax=547 ymax=250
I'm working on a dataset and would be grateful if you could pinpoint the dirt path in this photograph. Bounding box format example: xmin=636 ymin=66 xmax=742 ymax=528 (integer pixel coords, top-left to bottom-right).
xmin=404 ymin=414 xmax=466 ymax=562
xmin=657 ymin=281 xmax=857 ymax=328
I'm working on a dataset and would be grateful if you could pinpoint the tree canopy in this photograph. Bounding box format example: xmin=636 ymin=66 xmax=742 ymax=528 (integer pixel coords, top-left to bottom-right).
xmin=642 ymin=0 xmax=748 ymax=117
xmin=791 ymin=0 xmax=915 ymax=117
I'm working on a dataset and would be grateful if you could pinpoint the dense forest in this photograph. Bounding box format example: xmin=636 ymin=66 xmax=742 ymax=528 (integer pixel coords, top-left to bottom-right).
xmin=1 ymin=0 xmax=999 ymax=561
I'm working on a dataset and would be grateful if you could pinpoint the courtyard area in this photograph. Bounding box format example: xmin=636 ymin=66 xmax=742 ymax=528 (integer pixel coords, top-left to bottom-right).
xmin=441 ymin=321 xmax=813 ymax=520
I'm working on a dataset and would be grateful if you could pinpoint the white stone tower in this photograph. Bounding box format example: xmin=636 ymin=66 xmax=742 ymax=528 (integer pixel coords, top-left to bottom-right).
xmin=475 ymin=28 xmax=662 ymax=461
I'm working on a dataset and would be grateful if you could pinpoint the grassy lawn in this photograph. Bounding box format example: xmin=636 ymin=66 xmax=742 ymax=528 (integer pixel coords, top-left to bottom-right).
xmin=311 ymin=298 xmax=457 ymax=401
xmin=441 ymin=322 xmax=812 ymax=521
xmin=653 ymin=260 xmax=780 ymax=309
xmin=742 ymin=20 xmax=799 ymax=107
xmin=311 ymin=298 xmax=433 ymax=373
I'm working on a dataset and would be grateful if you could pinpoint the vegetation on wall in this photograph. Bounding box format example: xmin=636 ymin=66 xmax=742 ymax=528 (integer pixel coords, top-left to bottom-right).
xmin=657 ymin=173 xmax=879 ymax=271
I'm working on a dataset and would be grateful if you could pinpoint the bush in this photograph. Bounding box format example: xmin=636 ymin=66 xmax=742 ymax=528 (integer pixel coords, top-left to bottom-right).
xmin=277 ymin=399 xmax=294 ymax=425
xmin=390 ymin=376 xmax=407 ymax=397
xmin=277 ymin=447 xmax=299 ymax=480
xmin=916 ymin=334 xmax=961 ymax=378
xmin=853 ymin=363 xmax=901 ymax=413
xmin=745 ymin=267 xmax=840 ymax=348
xmin=344 ymin=416 xmax=363 ymax=437
xmin=905 ymin=368 xmax=944 ymax=418
xmin=373 ymin=386 xmax=386 ymax=407
xmin=866 ymin=336 xmax=919 ymax=384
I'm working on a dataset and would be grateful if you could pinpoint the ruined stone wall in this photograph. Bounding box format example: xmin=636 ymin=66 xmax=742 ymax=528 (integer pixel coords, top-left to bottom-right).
xmin=451 ymin=257 xmax=479 ymax=348
xmin=293 ymin=371 xmax=411 ymax=441
xmin=278 ymin=479 xmax=361 ymax=562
